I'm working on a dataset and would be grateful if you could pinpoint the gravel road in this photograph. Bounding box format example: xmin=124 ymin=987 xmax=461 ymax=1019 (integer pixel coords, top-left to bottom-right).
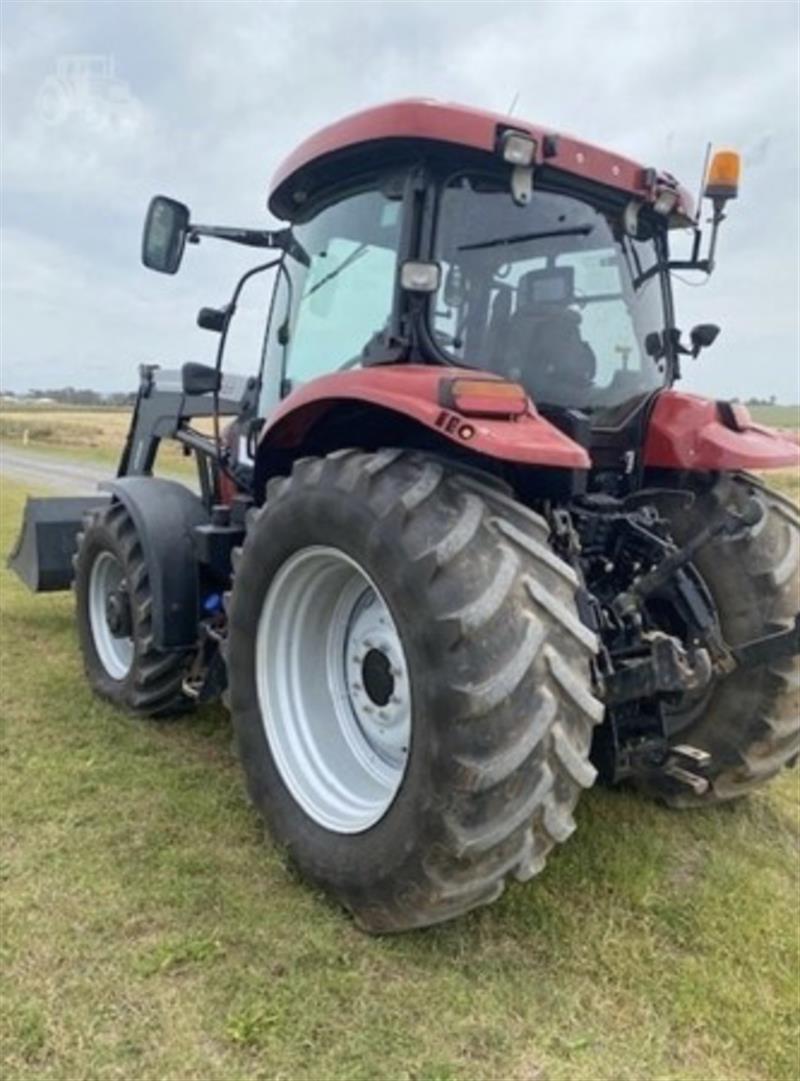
xmin=0 ymin=447 xmax=193 ymax=495
xmin=1 ymin=446 xmax=113 ymax=494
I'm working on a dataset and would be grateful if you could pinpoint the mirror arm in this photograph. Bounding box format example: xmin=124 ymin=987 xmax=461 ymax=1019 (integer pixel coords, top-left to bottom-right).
xmin=188 ymin=223 xmax=276 ymax=247
xmin=704 ymin=199 xmax=727 ymax=274
xmin=632 ymin=262 xmax=661 ymax=290
xmin=186 ymin=224 xmax=310 ymax=265
xmin=690 ymin=227 xmax=702 ymax=263
xmin=633 ymin=256 xmax=714 ymax=291
xmin=667 ymin=258 xmax=712 ymax=275
xmin=632 ymin=199 xmax=728 ymax=289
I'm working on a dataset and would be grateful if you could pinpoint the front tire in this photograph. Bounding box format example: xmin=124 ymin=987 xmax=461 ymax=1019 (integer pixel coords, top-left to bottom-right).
xmin=73 ymin=502 xmax=192 ymax=716
xmin=227 ymin=450 xmax=602 ymax=932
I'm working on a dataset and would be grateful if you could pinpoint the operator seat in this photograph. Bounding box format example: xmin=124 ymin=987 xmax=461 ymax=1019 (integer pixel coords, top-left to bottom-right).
xmin=482 ymin=286 xmax=513 ymax=369
xmin=502 ymin=268 xmax=597 ymax=400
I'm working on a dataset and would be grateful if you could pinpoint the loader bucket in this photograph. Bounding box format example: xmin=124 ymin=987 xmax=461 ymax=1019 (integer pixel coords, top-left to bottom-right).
xmin=7 ymin=495 xmax=110 ymax=592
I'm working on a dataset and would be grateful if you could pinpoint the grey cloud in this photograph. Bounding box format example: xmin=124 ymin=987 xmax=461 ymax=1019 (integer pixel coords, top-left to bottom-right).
xmin=1 ymin=0 xmax=798 ymax=400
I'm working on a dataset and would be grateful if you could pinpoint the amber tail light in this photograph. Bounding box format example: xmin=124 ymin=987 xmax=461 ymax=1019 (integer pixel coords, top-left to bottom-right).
xmin=439 ymin=378 xmax=529 ymax=418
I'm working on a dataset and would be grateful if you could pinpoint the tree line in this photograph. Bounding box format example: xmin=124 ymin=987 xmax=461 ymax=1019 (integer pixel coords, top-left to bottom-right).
xmin=3 ymin=387 xmax=138 ymax=406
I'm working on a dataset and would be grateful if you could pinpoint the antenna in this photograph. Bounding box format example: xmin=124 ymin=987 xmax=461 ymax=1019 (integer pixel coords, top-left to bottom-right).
xmin=507 ymin=91 xmax=520 ymax=117
xmin=695 ymin=141 xmax=712 ymax=224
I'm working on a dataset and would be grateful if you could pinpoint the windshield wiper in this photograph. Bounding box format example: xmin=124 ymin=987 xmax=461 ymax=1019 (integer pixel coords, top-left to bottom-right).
xmin=303 ymin=243 xmax=368 ymax=299
xmin=458 ymin=225 xmax=594 ymax=253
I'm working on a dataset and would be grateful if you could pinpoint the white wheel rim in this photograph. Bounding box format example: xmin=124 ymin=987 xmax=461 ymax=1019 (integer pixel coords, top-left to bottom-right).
xmin=88 ymin=551 xmax=134 ymax=680
xmin=255 ymin=546 xmax=412 ymax=833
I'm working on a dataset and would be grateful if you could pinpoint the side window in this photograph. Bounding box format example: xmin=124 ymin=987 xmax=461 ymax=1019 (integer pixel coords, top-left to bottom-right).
xmin=289 ymin=238 xmax=398 ymax=383
xmin=280 ymin=190 xmax=402 ymax=394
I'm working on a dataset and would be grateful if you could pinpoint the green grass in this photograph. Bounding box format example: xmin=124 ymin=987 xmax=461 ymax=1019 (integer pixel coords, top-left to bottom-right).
xmin=1 ymin=475 xmax=799 ymax=1081
xmin=747 ymin=404 xmax=800 ymax=428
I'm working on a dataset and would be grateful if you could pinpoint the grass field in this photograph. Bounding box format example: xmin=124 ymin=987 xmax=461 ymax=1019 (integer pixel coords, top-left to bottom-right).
xmin=1 ymin=469 xmax=799 ymax=1081
xmin=0 ymin=407 xmax=202 ymax=476
xmin=0 ymin=407 xmax=134 ymax=453
xmin=748 ymin=404 xmax=800 ymax=428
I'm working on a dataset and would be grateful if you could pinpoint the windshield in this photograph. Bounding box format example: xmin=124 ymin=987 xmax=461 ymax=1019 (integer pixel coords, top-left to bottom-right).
xmin=432 ymin=175 xmax=669 ymax=414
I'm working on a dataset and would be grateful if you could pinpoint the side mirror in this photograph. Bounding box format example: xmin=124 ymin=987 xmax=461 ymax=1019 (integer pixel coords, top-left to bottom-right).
xmin=182 ymin=362 xmax=221 ymax=396
xmin=690 ymin=323 xmax=720 ymax=357
xmin=197 ymin=306 xmax=228 ymax=333
xmin=142 ymin=196 xmax=190 ymax=274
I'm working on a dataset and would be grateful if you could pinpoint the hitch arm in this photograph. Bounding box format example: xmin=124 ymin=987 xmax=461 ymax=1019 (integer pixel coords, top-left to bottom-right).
xmin=613 ymin=496 xmax=763 ymax=617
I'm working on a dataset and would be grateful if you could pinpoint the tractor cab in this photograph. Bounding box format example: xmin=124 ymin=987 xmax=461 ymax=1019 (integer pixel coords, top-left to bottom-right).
xmin=257 ymin=101 xmax=734 ymax=423
xmin=138 ymin=100 xmax=771 ymax=499
xmin=264 ymin=119 xmax=678 ymax=429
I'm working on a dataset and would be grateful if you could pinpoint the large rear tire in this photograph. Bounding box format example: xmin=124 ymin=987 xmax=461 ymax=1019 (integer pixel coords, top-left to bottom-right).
xmin=227 ymin=450 xmax=602 ymax=932
xmin=642 ymin=473 xmax=799 ymax=807
xmin=73 ymin=502 xmax=192 ymax=717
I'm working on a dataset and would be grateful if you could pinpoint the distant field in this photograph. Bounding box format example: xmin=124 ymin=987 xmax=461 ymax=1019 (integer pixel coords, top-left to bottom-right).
xmin=0 ymin=407 xmax=205 ymax=475
xmin=0 ymin=407 xmax=133 ymax=447
xmin=747 ymin=404 xmax=800 ymax=428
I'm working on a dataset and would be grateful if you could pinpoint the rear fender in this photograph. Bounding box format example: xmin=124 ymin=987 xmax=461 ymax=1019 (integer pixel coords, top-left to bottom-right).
xmin=257 ymin=366 xmax=590 ymax=475
xmin=643 ymin=390 xmax=800 ymax=472
xmin=103 ymin=478 xmax=209 ymax=651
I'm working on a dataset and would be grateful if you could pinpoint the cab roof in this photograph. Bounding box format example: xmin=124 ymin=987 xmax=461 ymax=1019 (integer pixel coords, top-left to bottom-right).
xmin=268 ymin=98 xmax=694 ymax=223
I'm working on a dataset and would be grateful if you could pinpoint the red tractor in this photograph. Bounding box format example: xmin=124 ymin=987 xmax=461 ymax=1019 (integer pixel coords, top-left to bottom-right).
xmin=11 ymin=100 xmax=799 ymax=932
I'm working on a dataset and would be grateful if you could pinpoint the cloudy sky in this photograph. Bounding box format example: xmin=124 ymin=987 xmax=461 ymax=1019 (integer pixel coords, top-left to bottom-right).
xmin=1 ymin=0 xmax=798 ymax=402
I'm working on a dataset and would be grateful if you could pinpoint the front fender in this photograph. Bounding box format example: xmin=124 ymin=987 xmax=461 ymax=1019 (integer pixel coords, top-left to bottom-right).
xmin=258 ymin=366 xmax=590 ymax=469
xmin=102 ymin=477 xmax=209 ymax=651
xmin=643 ymin=390 xmax=799 ymax=472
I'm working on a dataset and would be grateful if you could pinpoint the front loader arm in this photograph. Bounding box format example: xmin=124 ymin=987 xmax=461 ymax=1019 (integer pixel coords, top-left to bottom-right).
xmin=117 ymin=364 xmax=259 ymax=486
